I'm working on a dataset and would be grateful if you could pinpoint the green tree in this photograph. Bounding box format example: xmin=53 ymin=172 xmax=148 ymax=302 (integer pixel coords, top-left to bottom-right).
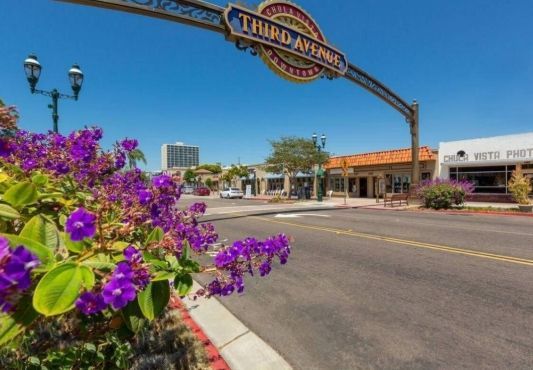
xmin=221 ymin=165 xmax=249 ymax=187
xmin=196 ymin=164 xmax=222 ymax=174
xmin=205 ymin=178 xmax=213 ymax=189
xmin=127 ymin=149 xmax=147 ymax=169
xmin=265 ymin=137 xmax=329 ymax=198
xmin=183 ymin=169 xmax=196 ymax=184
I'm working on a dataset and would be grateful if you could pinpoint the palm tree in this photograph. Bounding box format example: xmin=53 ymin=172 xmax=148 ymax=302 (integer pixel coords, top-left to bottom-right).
xmin=127 ymin=149 xmax=147 ymax=169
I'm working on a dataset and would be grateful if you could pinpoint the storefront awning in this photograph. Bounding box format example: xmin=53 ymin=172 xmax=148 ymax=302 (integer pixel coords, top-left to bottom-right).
xmin=296 ymin=171 xmax=315 ymax=178
xmin=266 ymin=173 xmax=284 ymax=179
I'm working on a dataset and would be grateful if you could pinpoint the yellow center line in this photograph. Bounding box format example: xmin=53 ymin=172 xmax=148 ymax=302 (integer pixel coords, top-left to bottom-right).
xmin=252 ymin=216 xmax=533 ymax=267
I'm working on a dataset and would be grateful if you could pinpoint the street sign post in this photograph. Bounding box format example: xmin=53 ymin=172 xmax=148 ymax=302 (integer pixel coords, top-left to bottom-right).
xmin=341 ymin=158 xmax=348 ymax=206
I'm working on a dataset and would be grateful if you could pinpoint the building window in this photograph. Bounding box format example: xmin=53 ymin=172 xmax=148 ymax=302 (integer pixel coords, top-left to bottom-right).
xmin=328 ymin=177 xmax=345 ymax=192
xmin=449 ymin=165 xmax=515 ymax=194
xmin=391 ymin=174 xmax=410 ymax=193
xmin=267 ymin=178 xmax=284 ymax=191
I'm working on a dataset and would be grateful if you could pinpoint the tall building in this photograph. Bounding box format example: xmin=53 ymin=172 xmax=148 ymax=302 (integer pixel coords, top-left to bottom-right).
xmin=161 ymin=142 xmax=199 ymax=170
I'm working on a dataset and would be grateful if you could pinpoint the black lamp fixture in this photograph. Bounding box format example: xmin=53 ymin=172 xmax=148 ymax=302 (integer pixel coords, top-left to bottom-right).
xmin=68 ymin=64 xmax=84 ymax=100
xmin=23 ymin=53 xmax=84 ymax=133
xmin=24 ymin=54 xmax=41 ymax=93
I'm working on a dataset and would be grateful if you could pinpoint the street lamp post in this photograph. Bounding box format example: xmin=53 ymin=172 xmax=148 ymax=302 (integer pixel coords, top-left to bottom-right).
xmin=23 ymin=54 xmax=84 ymax=133
xmin=252 ymin=169 xmax=257 ymax=196
xmin=312 ymin=133 xmax=327 ymax=202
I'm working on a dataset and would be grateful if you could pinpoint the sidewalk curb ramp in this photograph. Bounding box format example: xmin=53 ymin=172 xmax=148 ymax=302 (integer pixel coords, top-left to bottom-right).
xmin=180 ymin=281 xmax=293 ymax=370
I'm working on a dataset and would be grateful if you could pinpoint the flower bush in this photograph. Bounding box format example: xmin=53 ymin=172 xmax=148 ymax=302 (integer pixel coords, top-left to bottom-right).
xmin=416 ymin=178 xmax=474 ymax=209
xmin=0 ymin=102 xmax=291 ymax=367
xmin=508 ymin=169 xmax=532 ymax=205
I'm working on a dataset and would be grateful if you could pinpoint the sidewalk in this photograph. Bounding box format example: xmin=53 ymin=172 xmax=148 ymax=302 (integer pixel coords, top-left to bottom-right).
xmin=182 ymin=282 xmax=293 ymax=370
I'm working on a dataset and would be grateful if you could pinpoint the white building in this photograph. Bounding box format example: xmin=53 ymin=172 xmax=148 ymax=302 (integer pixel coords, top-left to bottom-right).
xmin=161 ymin=142 xmax=199 ymax=171
xmin=439 ymin=132 xmax=533 ymax=199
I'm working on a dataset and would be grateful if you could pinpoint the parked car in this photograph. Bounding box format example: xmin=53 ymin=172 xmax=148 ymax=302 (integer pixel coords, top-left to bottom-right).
xmin=182 ymin=185 xmax=194 ymax=194
xmin=193 ymin=187 xmax=211 ymax=196
xmin=220 ymin=187 xmax=243 ymax=199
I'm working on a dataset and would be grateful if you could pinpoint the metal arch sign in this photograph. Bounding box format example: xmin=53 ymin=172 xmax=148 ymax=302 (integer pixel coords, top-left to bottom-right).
xmin=224 ymin=1 xmax=348 ymax=83
xmin=56 ymin=0 xmax=421 ymax=185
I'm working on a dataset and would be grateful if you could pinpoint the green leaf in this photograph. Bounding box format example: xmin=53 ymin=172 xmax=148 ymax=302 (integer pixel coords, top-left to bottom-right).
xmin=38 ymin=192 xmax=64 ymax=200
xmin=33 ymin=263 xmax=93 ymax=316
xmin=145 ymin=227 xmax=164 ymax=244
xmin=0 ymin=295 xmax=38 ymax=347
xmin=1 ymin=233 xmax=54 ymax=269
xmin=20 ymin=214 xmax=59 ymax=250
xmin=62 ymin=232 xmax=85 ymax=254
xmin=121 ymin=300 xmax=146 ymax=333
xmin=83 ymin=343 xmax=96 ymax=352
xmin=151 ymin=270 xmax=175 ymax=282
xmin=180 ymin=259 xmax=201 ymax=274
xmin=80 ymin=265 xmax=95 ymax=289
xmin=0 ymin=203 xmax=20 ymax=220
xmin=137 ymin=281 xmax=170 ymax=321
xmin=111 ymin=241 xmax=130 ymax=251
xmin=2 ymin=182 xmax=39 ymax=208
xmin=28 ymin=356 xmax=40 ymax=366
xmin=0 ymin=173 xmax=10 ymax=183
xmin=81 ymin=254 xmax=115 ymax=271
xmin=180 ymin=241 xmax=191 ymax=261
xmin=174 ymin=274 xmax=193 ymax=296
xmin=31 ymin=173 xmax=49 ymax=186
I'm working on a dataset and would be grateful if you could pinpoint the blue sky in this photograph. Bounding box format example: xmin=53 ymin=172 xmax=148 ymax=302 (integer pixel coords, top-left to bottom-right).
xmin=1 ymin=0 xmax=532 ymax=170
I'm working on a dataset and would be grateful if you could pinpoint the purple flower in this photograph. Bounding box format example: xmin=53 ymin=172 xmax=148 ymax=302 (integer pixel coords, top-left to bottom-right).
xmin=114 ymin=151 xmax=126 ymax=169
xmin=138 ymin=189 xmax=152 ymax=205
xmin=0 ymin=237 xmax=40 ymax=312
xmin=120 ymin=138 xmax=138 ymax=152
xmin=102 ymin=278 xmax=136 ymax=310
xmin=65 ymin=208 xmax=97 ymax=241
xmin=21 ymin=159 xmax=37 ymax=171
xmin=124 ymin=246 xmax=142 ymax=264
xmin=70 ymin=144 xmax=92 ymax=162
xmin=53 ymin=162 xmax=70 ymax=174
xmin=75 ymin=292 xmax=106 ymax=315
xmin=189 ymin=202 xmax=207 ymax=215
xmin=0 ymin=139 xmax=12 ymax=157
xmin=259 ymin=261 xmax=272 ymax=277
xmin=4 ymin=246 xmax=41 ymax=289
xmin=132 ymin=267 xmax=151 ymax=290
xmin=152 ymin=175 xmax=172 ymax=188
xmin=112 ymin=262 xmax=134 ymax=281
xmin=122 ymin=247 xmax=151 ymax=290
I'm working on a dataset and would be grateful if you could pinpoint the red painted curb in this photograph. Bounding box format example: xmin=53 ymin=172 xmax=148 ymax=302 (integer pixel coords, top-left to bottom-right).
xmin=170 ymin=296 xmax=231 ymax=370
xmin=359 ymin=206 xmax=533 ymax=218
xmin=436 ymin=210 xmax=533 ymax=218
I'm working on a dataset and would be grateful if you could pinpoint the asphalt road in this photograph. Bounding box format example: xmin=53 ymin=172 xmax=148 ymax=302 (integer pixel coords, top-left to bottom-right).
xmin=194 ymin=202 xmax=533 ymax=370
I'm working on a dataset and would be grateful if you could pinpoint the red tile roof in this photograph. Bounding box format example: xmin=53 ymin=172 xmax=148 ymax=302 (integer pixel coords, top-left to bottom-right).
xmin=325 ymin=146 xmax=436 ymax=169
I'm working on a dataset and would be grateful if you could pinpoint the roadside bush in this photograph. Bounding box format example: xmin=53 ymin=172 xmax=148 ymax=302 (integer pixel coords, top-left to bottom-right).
xmin=416 ymin=178 xmax=474 ymax=209
xmin=508 ymin=169 xmax=532 ymax=205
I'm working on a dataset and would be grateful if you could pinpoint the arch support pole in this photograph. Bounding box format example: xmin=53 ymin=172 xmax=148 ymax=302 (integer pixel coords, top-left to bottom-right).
xmin=410 ymin=101 xmax=420 ymax=190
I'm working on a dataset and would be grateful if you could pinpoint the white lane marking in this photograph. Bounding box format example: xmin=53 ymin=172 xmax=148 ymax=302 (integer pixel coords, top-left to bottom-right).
xmin=274 ymin=213 xmax=332 ymax=218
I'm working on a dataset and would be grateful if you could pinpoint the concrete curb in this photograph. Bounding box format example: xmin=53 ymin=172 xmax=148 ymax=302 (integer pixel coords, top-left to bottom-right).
xmin=182 ymin=281 xmax=293 ymax=370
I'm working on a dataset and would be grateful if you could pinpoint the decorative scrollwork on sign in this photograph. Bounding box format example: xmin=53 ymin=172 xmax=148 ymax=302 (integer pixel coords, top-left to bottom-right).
xmin=128 ymin=0 xmax=222 ymax=25
xmin=235 ymin=40 xmax=258 ymax=56
xmin=62 ymin=0 xmax=225 ymax=33
xmin=345 ymin=63 xmax=413 ymax=120
xmin=320 ymin=70 xmax=337 ymax=81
